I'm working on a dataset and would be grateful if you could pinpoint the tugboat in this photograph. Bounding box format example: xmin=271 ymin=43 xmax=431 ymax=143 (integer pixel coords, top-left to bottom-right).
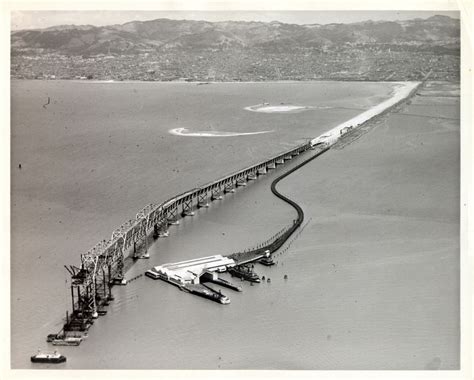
xmin=227 ymin=265 xmax=260 ymax=283
xmin=258 ymin=250 xmax=275 ymax=266
xmin=31 ymin=350 xmax=66 ymax=363
xmin=259 ymin=256 xmax=275 ymax=266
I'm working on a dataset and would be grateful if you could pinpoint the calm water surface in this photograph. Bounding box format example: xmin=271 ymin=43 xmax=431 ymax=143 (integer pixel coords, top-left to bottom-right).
xmin=10 ymin=81 xmax=458 ymax=369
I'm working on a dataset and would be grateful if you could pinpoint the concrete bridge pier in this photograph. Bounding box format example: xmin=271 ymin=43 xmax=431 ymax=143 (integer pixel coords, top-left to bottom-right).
xmin=284 ymin=154 xmax=292 ymax=161
xmin=236 ymin=175 xmax=247 ymax=187
xmin=267 ymin=161 xmax=276 ymax=170
xmin=224 ymin=180 xmax=235 ymax=193
xmin=247 ymin=171 xmax=257 ymax=181
xmin=181 ymin=197 xmax=195 ymax=217
xmin=156 ymin=217 xmax=170 ymax=237
xmin=197 ymin=190 xmax=210 ymax=208
xmin=166 ymin=206 xmax=180 ymax=225
xmin=153 ymin=223 xmax=159 ymax=239
xmin=276 ymin=157 xmax=285 ymax=165
xmin=211 ymin=186 xmax=223 ymax=200
xmin=257 ymin=166 xmax=267 ymax=175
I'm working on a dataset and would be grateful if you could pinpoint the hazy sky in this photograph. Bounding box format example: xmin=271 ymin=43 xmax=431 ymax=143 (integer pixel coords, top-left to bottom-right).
xmin=11 ymin=10 xmax=460 ymax=30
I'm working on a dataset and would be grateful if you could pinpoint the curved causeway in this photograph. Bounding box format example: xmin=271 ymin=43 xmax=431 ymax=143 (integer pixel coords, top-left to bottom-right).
xmin=229 ymin=146 xmax=330 ymax=265
xmin=269 ymin=146 xmax=330 ymax=242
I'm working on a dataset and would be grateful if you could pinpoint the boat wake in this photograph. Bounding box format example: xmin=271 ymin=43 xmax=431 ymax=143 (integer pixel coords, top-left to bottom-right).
xmin=169 ymin=128 xmax=273 ymax=137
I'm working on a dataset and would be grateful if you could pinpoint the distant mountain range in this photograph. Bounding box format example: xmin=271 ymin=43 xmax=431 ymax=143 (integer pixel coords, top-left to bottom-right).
xmin=11 ymin=15 xmax=459 ymax=56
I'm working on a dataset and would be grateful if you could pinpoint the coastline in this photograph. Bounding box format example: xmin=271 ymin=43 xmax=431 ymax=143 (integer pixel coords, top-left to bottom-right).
xmin=11 ymin=78 xmax=433 ymax=85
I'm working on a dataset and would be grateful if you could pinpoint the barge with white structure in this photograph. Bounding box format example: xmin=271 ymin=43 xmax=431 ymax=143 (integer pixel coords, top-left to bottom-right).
xmin=146 ymin=255 xmax=239 ymax=304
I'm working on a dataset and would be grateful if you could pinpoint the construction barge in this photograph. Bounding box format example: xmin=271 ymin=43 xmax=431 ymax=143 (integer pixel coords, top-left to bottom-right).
xmin=145 ymin=255 xmax=240 ymax=304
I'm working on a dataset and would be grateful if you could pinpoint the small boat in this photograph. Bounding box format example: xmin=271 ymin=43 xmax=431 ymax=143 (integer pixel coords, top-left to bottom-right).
xmin=145 ymin=269 xmax=161 ymax=280
xmin=31 ymin=350 xmax=66 ymax=363
xmin=259 ymin=256 xmax=275 ymax=266
xmin=227 ymin=266 xmax=260 ymax=283
xmin=46 ymin=334 xmax=58 ymax=342
xmin=136 ymin=252 xmax=150 ymax=259
xmin=52 ymin=337 xmax=82 ymax=346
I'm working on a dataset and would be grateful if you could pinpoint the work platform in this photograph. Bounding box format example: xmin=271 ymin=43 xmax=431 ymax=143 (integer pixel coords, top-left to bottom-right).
xmin=147 ymin=255 xmax=236 ymax=285
xmin=146 ymin=255 xmax=240 ymax=304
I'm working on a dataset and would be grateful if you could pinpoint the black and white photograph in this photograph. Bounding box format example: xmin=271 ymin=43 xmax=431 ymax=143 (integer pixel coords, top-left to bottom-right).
xmin=3 ymin=0 xmax=471 ymax=376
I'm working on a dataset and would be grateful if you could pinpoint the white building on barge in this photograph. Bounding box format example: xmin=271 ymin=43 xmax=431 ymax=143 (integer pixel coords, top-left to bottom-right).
xmin=146 ymin=255 xmax=236 ymax=285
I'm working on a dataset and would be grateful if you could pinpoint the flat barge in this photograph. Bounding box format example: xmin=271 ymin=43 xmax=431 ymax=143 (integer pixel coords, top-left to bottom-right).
xmin=202 ymin=276 xmax=243 ymax=292
xmin=188 ymin=284 xmax=230 ymax=305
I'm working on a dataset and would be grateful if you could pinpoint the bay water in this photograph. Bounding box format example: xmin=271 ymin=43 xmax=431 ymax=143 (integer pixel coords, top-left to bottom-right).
xmin=10 ymin=80 xmax=459 ymax=369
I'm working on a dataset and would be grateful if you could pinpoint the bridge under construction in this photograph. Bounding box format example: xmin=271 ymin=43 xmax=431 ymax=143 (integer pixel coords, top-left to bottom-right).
xmin=60 ymin=140 xmax=315 ymax=337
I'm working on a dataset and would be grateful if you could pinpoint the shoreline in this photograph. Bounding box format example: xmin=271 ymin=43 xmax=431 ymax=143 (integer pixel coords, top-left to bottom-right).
xmin=11 ymin=78 xmax=442 ymax=85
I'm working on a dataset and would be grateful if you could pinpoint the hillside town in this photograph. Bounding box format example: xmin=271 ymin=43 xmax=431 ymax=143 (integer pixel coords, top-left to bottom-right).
xmin=10 ymin=16 xmax=459 ymax=82
xmin=11 ymin=45 xmax=459 ymax=82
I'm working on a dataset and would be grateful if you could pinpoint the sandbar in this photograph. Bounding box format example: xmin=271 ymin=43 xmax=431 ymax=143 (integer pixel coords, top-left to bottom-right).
xmin=169 ymin=127 xmax=273 ymax=137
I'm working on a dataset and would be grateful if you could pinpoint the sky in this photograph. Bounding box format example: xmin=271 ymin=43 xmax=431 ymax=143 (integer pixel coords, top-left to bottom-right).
xmin=11 ymin=10 xmax=460 ymax=30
